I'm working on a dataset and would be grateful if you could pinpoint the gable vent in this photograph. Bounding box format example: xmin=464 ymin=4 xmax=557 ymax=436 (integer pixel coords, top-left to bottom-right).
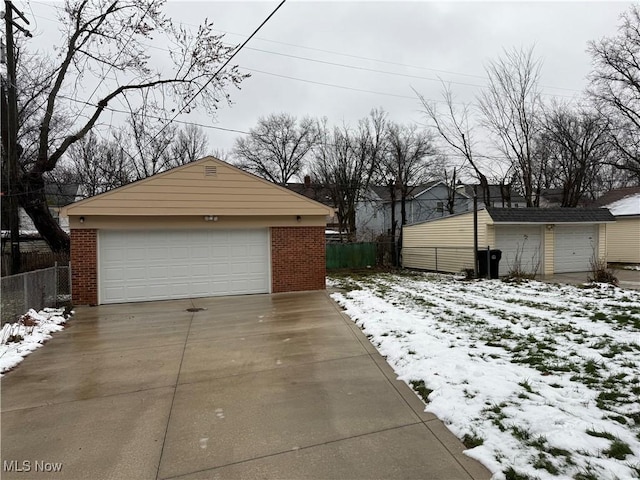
xmin=204 ymin=166 xmax=217 ymax=177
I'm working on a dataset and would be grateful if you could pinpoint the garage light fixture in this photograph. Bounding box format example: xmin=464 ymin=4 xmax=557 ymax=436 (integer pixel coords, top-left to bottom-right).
xmin=546 ymin=224 xmax=554 ymax=231
xmin=79 ymin=216 xmax=85 ymax=224
xmin=204 ymin=215 xmax=218 ymax=222
xmin=296 ymin=215 xmax=302 ymax=222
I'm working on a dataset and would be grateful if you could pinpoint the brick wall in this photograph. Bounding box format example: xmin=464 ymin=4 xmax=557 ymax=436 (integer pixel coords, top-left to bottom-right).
xmin=71 ymin=229 xmax=98 ymax=305
xmin=271 ymin=226 xmax=326 ymax=293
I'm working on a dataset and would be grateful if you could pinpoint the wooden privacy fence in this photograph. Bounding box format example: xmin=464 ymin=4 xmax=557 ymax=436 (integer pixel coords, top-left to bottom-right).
xmin=326 ymin=242 xmax=377 ymax=269
xmin=1 ymin=252 xmax=70 ymax=277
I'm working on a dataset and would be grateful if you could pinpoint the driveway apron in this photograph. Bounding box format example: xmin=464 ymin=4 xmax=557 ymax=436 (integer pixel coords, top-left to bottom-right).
xmin=1 ymin=291 xmax=490 ymax=480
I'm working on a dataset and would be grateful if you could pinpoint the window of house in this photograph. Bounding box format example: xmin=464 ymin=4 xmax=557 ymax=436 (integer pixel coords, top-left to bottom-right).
xmin=436 ymin=201 xmax=443 ymax=213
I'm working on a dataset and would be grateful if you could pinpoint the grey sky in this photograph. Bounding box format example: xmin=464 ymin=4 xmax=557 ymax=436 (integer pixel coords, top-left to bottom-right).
xmin=21 ymin=1 xmax=632 ymax=157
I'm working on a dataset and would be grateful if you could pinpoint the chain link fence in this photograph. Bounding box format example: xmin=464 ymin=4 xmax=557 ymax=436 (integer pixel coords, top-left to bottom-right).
xmin=1 ymin=263 xmax=71 ymax=326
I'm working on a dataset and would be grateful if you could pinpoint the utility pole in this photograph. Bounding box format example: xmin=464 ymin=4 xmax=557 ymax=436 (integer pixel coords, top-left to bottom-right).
xmin=2 ymin=0 xmax=30 ymax=275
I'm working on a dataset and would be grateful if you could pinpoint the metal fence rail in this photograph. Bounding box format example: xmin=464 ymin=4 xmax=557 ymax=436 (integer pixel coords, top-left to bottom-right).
xmin=402 ymin=246 xmax=476 ymax=273
xmin=1 ymin=264 xmax=71 ymax=326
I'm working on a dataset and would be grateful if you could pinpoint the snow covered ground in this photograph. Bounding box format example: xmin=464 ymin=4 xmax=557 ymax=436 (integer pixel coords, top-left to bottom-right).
xmin=0 ymin=308 xmax=71 ymax=375
xmin=329 ymin=272 xmax=640 ymax=480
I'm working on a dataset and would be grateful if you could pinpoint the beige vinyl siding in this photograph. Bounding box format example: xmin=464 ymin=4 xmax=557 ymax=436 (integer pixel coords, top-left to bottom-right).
xmin=69 ymin=215 xmax=328 ymax=230
xmin=598 ymin=224 xmax=607 ymax=262
xmin=544 ymin=226 xmax=554 ymax=275
xmin=402 ymin=210 xmax=492 ymax=272
xmin=606 ymin=217 xmax=640 ymax=263
xmin=65 ymin=157 xmax=334 ymax=218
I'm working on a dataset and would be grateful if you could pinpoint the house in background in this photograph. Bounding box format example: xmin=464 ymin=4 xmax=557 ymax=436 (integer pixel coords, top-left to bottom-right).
xmin=18 ymin=183 xmax=84 ymax=233
xmin=402 ymin=207 xmax=616 ymax=276
xmin=356 ymin=182 xmax=470 ymax=241
xmin=285 ymin=176 xmax=341 ymax=240
xmin=463 ymin=184 xmax=527 ymax=209
xmin=2 ymin=183 xmax=84 ymax=253
xmin=593 ymin=186 xmax=640 ymax=264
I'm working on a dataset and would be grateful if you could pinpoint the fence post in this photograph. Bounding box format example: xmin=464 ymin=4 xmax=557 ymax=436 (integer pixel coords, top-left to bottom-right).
xmin=23 ymin=271 xmax=28 ymax=312
xmin=54 ymin=261 xmax=58 ymax=306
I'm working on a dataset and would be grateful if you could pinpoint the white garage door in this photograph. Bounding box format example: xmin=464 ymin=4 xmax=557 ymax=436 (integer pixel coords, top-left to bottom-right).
xmin=99 ymin=229 xmax=270 ymax=304
xmin=554 ymin=225 xmax=597 ymax=273
xmin=495 ymin=226 xmax=543 ymax=276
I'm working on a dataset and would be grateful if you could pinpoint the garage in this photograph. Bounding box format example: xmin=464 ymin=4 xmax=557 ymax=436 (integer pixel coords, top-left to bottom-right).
xmin=554 ymin=225 xmax=598 ymax=273
xmin=494 ymin=226 xmax=543 ymax=276
xmin=402 ymin=207 xmax=615 ymax=276
xmin=64 ymin=157 xmax=334 ymax=305
xmin=99 ymin=229 xmax=269 ymax=304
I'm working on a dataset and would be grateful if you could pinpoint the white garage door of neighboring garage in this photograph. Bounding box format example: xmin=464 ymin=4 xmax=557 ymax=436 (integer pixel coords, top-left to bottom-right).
xmin=495 ymin=226 xmax=543 ymax=276
xmin=99 ymin=229 xmax=270 ymax=304
xmin=554 ymin=225 xmax=598 ymax=273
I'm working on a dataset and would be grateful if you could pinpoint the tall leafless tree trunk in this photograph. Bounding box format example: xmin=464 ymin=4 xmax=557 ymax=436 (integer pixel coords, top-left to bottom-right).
xmin=7 ymin=0 xmax=247 ymax=251
xmin=417 ymin=84 xmax=491 ymax=207
xmin=477 ymin=47 xmax=544 ymax=207
xmin=587 ymin=4 xmax=640 ymax=181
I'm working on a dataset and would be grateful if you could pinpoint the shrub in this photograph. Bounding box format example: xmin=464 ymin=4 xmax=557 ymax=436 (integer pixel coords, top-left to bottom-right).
xmin=588 ymin=257 xmax=618 ymax=286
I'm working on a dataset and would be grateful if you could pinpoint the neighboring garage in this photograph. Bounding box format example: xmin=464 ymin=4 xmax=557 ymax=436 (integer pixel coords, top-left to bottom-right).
xmin=402 ymin=208 xmax=615 ymax=276
xmin=63 ymin=157 xmax=334 ymax=305
xmin=596 ymin=188 xmax=640 ymax=264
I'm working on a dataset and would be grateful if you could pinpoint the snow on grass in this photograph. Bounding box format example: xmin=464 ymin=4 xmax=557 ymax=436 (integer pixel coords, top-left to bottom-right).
xmin=329 ymin=271 xmax=640 ymax=480
xmin=0 ymin=308 xmax=71 ymax=375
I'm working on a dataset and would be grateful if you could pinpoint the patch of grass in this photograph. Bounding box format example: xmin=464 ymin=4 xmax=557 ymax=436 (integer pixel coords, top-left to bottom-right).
xmin=409 ymin=380 xmax=432 ymax=404
xmin=585 ymin=429 xmax=616 ymax=440
xmin=462 ymin=433 xmax=484 ymax=448
xmin=573 ymin=470 xmax=599 ymax=480
xmin=533 ymin=454 xmax=559 ymax=475
xmin=584 ymin=359 xmax=602 ymax=375
xmin=606 ymin=415 xmax=628 ymax=425
xmin=604 ymin=439 xmax=632 ymax=460
xmin=504 ymin=467 xmax=540 ymax=480
xmin=511 ymin=425 xmax=531 ymax=442
xmin=519 ymin=379 xmax=534 ymax=393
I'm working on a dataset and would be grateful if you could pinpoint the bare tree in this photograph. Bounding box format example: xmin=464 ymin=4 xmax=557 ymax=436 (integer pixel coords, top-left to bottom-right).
xmin=540 ymin=102 xmax=611 ymax=206
xmin=124 ymin=104 xmax=179 ymax=180
xmin=169 ymin=124 xmax=209 ymax=167
xmin=588 ymin=4 xmax=640 ymax=180
xmin=61 ymin=131 xmax=132 ymax=197
xmin=417 ymin=84 xmax=491 ymax=207
xmin=478 ymin=47 xmax=544 ymax=207
xmin=382 ymin=122 xmax=436 ymax=230
xmin=233 ymin=113 xmax=319 ymax=185
xmin=4 ymin=0 xmax=247 ymax=251
xmin=311 ymin=114 xmax=384 ymax=242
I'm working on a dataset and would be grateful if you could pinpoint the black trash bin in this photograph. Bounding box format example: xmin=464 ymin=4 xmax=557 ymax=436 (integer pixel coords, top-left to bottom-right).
xmin=477 ymin=249 xmax=502 ymax=279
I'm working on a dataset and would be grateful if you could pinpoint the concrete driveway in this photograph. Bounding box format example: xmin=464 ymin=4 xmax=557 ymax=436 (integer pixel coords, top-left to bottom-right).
xmin=543 ymin=268 xmax=640 ymax=290
xmin=1 ymin=291 xmax=490 ymax=480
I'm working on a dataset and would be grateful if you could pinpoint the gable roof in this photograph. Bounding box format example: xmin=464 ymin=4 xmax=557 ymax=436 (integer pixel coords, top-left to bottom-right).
xmin=464 ymin=184 xmax=527 ymax=204
xmin=592 ymin=186 xmax=640 ymax=207
xmin=486 ymin=207 xmax=616 ymax=224
xmin=285 ymin=183 xmax=335 ymax=208
xmin=591 ymin=187 xmax=640 ymax=216
xmin=604 ymin=193 xmax=640 ymax=216
xmin=45 ymin=183 xmax=82 ymax=207
xmin=63 ymin=157 xmax=334 ymax=217
xmin=366 ymin=182 xmax=441 ymax=203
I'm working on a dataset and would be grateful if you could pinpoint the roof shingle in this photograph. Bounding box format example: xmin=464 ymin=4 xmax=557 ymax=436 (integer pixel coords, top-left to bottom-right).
xmin=487 ymin=207 xmax=616 ymax=223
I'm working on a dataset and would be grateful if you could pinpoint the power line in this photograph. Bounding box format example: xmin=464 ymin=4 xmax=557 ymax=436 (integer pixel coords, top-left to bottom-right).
xmin=141 ymin=0 xmax=287 ymax=161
